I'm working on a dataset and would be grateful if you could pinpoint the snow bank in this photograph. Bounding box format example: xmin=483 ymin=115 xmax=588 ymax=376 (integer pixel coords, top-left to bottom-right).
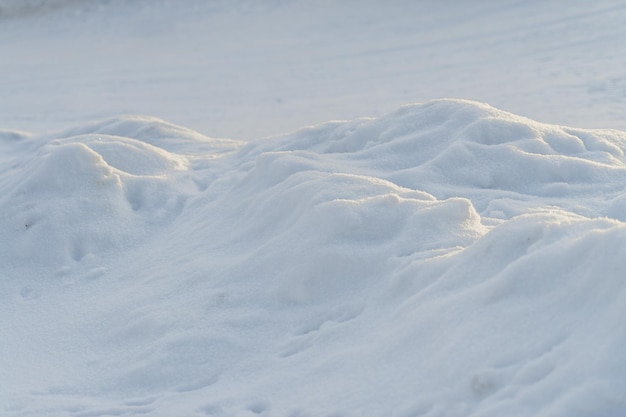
xmin=2 ymin=100 xmax=625 ymax=417
xmin=0 ymin=120 xmax=199 ymax=270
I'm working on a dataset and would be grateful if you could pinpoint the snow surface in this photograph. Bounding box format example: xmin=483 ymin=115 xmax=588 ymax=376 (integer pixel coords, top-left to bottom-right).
xmin=3 ymin=0 xmax=626 ymax=138
xmin=3 ymin=99 xmax=626 ymax=417
xmin=2 ymin=2 xmax=626 ymax=417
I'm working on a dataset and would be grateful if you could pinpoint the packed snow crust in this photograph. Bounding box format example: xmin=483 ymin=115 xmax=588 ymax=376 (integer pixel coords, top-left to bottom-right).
xmin=2 ymin=99 xmax=626 ymax=417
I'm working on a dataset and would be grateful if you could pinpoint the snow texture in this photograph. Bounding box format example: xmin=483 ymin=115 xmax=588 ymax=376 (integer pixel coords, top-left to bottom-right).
xmin=2 ymin=99 xmax=626 ymax=417
xmin=2 ymin=1 xmax=626 ymax=417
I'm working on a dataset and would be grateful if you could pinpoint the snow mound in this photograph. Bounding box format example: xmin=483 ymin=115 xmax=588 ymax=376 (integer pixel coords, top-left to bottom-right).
xmin=2 ymin=100 xmax=626 ymax=417
xmin=267 ymin=99 xmax=626 ymax=208
xmin=0 ymin=117 xmax=215 ymax=270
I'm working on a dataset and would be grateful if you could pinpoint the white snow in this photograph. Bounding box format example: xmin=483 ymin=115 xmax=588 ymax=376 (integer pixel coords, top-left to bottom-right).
xmin=1 ymin=2 xmax=626 ymax=417
xmin=3 ymin=0 xmax=626 ymax=138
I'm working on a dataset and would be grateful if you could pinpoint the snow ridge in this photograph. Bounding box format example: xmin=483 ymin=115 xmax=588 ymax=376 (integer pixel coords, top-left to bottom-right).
xmin=2 ymin=100 xmax=625 ymax=417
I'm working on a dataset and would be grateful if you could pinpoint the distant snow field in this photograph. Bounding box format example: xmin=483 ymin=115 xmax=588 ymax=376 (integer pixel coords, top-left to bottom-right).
xmin=2 ymin=0 xmax=626 ymax=138
xmin=1 ymin=1 xmax=626 ymax=417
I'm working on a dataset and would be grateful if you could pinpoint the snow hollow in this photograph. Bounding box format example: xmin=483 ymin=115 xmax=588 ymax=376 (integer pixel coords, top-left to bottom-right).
xmin=1 ymin=99 xmax=625 ymax=417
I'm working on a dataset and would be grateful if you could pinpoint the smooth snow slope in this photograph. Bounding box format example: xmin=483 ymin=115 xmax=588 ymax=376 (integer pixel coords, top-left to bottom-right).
xmin=2 ymin=0 xmax=626 ymax=138
xmin=2 ymin=99 xmax=625 ymax=416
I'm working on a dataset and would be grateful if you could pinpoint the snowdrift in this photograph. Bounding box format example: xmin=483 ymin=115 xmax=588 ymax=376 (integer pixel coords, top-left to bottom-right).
xmin=2 ymin=100 xmax=625 ymax=417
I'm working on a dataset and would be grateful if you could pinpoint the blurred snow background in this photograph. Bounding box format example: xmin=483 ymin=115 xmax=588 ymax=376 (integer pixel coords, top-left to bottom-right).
xmin=2 ymin=0 xmax=626 ymax=138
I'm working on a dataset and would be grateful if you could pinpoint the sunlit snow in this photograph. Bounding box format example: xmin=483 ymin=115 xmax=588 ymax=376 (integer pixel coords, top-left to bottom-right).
xmin=1 ymin=2 xmax=626 ymax=417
